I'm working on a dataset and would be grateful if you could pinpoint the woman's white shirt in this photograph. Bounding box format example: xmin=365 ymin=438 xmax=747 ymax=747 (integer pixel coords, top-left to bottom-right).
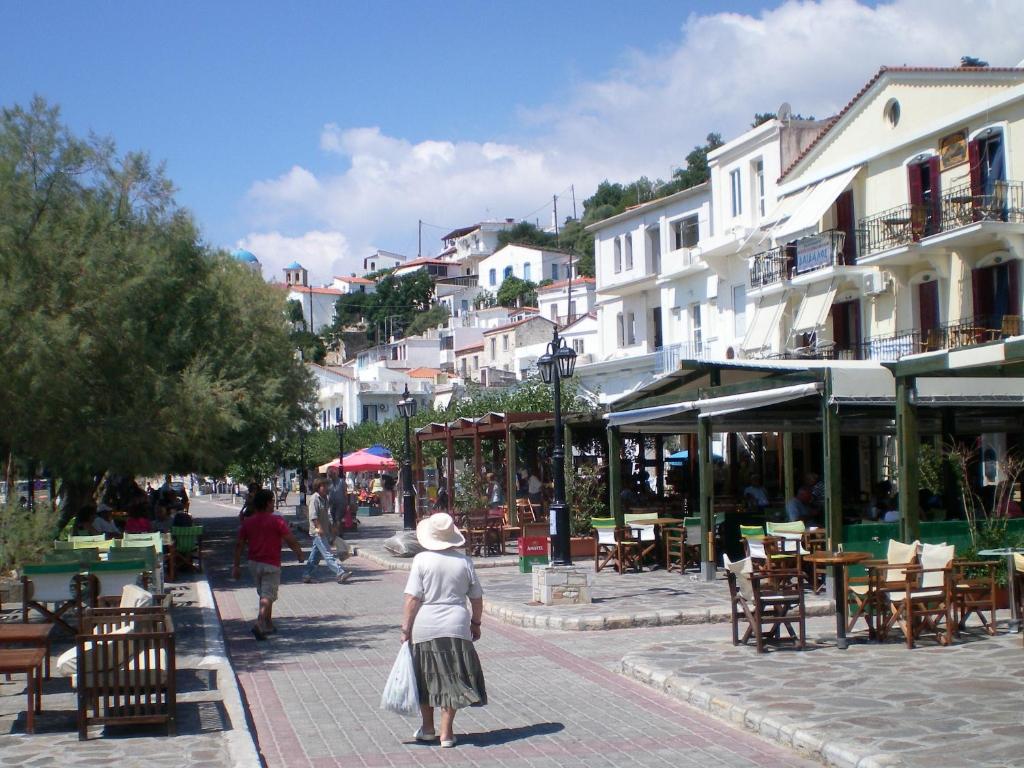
xmin=404 ymin=549 xmax=483 ymax=644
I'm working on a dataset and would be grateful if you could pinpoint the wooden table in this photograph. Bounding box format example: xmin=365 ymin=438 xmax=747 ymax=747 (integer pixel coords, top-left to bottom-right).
xmin=978 ymin=547 xmax=1024 ymax=632
xmin=805 ymin=551 xmax=872 ymax=649
xmin=627 ymin=518 xmax=683 ymax=569
xmin=0 ymin=623 xmax=54 ymax=679
xmin=0 ymin=648 xmax=46 ymax=733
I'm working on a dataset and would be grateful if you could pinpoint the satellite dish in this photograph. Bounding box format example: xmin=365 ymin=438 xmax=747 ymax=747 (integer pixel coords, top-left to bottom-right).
xmin=777 ymin=102 xmax=792 ymax=123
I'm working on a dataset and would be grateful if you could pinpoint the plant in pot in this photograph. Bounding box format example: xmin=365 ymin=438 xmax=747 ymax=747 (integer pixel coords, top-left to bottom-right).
xmin=567 ymin=464 xmax=605 ymax=558
xmin=453 ymin=463 xmax=489 ymax=521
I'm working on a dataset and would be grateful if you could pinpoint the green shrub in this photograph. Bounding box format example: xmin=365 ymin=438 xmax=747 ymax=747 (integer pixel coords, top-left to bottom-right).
xmin=0 ymin=503 xmax=60 ymax=572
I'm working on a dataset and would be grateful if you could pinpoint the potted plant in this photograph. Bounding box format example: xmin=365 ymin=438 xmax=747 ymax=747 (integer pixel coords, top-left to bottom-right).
xmin=453 ymin=464 xmax=488 ymax=520
xmin=567 ymin=464 xmax=604 ymax=559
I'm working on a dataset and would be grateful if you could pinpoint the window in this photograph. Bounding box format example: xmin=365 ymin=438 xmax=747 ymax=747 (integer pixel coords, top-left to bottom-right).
xmin=490 ymin=338 xmax=496 ymax=357
xmin=460 ymin=358 xmax=467 ymax=377
xmin=884 ymin=98 xmax=900 ymax=127
xmin=502 ymin=334 xmax=509 ymax=351
xmin=613 ymin=239 xmax=622 ymax=273
xmin=732 ymin=284 xmax=746 ymax=338
xmin=691 ymin=304 xmax=702 ymax=350
xmin=550 ymin=304 xmax=558 ymax=320
xmin=551 ymin=263 xmax=559 ymax=281
xmin=627 ymin=311 xmax=636 ymax=345
xmin=616 ymin=313 xmax=625 ymax=347
xmin=573 ymin=338 xmax=584 ymax=354
xmin=624 ymin=233 xmax=633 ymax=270
xmin=473 ymin=355 xmax=479 ymax=371
xmin=671 ymin=215 xmax=700 ymax=250
xmin=489 ymin=268 xmax=496 ymax=286
xmin=523 ymin=262 xmax=531 ymax=282
xmin=503 ymin=265 xmax=513 ymax=280
xmin=730 ymin=169 xmax=742 ymax=217
xmin=460 ymin=299 xmax=469 ymax=314
xmin=754 ymin=159 xmax=766 ymax=218
xmin=362 ymin=404 xmax=379 ymax=423
xmin=568 ymin=300 xmax=577 ymax=322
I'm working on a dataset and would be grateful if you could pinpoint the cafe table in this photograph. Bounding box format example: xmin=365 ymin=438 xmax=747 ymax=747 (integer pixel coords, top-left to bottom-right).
xmin=804 ymin=550 xmax=872 ymax=649
xmin=977 ymin=547 xmax=1024 ymax=632
xmin=626 ymin=517 xmax=683 ymax=569
xmin=0 ymin=623 xmax=55 ymax=680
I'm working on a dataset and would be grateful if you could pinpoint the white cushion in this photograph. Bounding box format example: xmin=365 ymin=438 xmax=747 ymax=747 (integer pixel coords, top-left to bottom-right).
xmin=884 ymin=539 xmax=919 ymax=583
xmin=119 ymin=584 xmax=153 ymax=609
xmin=57 ymin=624 xmax=134 ymax=678
xmin=919 ymin=543 xmax=954 ymax=589
xmin=1014 ymin=553 xmax=1024 ymax=574
xmin=724 ymin=555 xmax=754 ymax=601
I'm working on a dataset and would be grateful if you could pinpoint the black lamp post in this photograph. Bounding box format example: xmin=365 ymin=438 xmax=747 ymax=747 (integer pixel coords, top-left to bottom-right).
xmin=335 ymin=409 xmax=347 ymax=527
xmin=396 ymin=384 xmax=418 ymax=530
xmin=537 ymin=326 xmax=577 ymax=565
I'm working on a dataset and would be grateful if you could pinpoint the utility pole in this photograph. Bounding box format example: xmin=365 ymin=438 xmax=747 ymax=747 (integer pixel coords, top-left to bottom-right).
xmin=418 ymin=219 xmax=422 ymax=258
xmin=553 ymin=194 xmax=559 ymax=247
xmin=571 ymin=184 xmax=577 ymax=220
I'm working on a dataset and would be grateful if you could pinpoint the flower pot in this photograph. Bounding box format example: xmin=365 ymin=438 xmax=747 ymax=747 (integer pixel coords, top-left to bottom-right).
xmin=569 ymin=536 xmax=594 ymax=559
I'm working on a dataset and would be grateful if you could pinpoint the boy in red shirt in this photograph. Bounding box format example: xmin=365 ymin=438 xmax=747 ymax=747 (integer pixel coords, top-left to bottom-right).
xmin=232 ymin=489 xmax=305 ymax=640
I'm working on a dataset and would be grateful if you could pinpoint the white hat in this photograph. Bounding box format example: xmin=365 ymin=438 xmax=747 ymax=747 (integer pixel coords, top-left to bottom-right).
xmin=416 ymin=512 xmax=465 ymax=551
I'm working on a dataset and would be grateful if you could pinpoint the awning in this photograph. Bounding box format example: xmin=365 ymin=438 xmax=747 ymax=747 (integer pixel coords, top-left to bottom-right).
xmin=792 ymin=280 xmax=837 ymax=333
xmin=761 ymin=185 xmax=815 ymax=228
xmin=773 ymin=166 xmax=861 ymax=241
xmin=915 ymin=376 xmax=1024 ymax=405
xmin=697 ymin=382 xmax=822 ymax=418
xmin=606 ymin=400 xmax=696 ymax=427
xmin=742 ymin=293 xmax=787 ymax=352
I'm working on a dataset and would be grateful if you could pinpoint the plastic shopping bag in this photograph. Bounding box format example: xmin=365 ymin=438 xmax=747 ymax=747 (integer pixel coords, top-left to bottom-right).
xmin=380 ymin=641 xmax=419 ymax=715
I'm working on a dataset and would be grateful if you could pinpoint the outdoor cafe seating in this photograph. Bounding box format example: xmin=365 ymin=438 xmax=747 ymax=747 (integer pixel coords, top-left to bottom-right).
xmin=725 ymin=555 xmax=807 ymax=653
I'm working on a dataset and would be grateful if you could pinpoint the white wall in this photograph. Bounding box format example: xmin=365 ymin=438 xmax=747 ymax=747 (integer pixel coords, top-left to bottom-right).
xmin=477 ymin=245 xmax=572 ymax=290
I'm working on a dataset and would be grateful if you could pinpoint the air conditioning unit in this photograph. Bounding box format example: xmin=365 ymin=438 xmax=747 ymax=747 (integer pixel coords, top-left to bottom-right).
xmin=379 ymin=402 xmax=389 ymax=412
xmin=863 ymin=271 xmax=892 ymax=296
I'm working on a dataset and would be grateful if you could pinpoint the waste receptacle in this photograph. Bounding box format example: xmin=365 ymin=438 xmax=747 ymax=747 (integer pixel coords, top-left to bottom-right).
xmin=518 ymin=536 xmax=549 ymax=573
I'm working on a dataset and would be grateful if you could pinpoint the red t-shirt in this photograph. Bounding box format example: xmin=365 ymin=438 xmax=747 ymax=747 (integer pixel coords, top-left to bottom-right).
xmin=239 ymin=513 xmax=290 ymax=567
xmin=125 ymin=517 xmax=152 ymax=534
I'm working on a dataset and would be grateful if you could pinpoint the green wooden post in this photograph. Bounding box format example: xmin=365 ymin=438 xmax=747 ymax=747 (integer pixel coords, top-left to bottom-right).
xmin=782 ymin=431 xmax=795 ymax=504
xmin=563 ymin=422 xmax=574 ymax=508
xmin=821 ymin=371 xmax=843 ymax=551
xmin=896 ymin=376 xmax=921 ymax=541
xmin=506 ymin=428 xmax=519 ymax=526
xmin=697 ymin=417 xmax=715 ymax=581
xmin=608 ymin=426 xmax=624 ymax=527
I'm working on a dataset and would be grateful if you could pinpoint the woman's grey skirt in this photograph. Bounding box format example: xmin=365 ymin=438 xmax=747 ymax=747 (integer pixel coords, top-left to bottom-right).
xmin=412 ymin=637 xmax=487 ymax=710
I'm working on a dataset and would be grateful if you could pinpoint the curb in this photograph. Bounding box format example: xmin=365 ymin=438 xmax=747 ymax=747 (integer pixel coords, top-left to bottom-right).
xmin=350 ymin=543 xmax=518 ymax=572
xmin=619 ymin=656 xmax=904 ymax=768
xmin=196 ymin=579 xmax=264 ymax=768
xmin=483 ymin=596 xmax=834 ymax=631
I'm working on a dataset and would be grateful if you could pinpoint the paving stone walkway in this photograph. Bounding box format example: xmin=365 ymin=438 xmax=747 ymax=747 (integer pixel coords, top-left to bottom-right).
xmin=203 ymin=501 xmax=818 ymax=768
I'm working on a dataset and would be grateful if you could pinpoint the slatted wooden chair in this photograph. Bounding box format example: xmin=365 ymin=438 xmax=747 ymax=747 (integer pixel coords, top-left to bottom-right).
xmin=725 ymin=555 xmax=807 ymax=653
xmin=683 ymin=516 xmax=703 ymax=568
xmin=952 ymin=559 xmax=998 ymax=636
xmin=592 ymin=518 xmax=642 ymax=574
xmin=888 ymin=543 xmax=955 ymax=649
xmin=464 ymin=510 xmax=501 ymax=557
xmin=87 ymin=560 xmax=148 ymax=606
xmin=171 ymin=525 xmax=204 ymax=573
xmin=664 ymin=526 xmax=686 ymax=573
xmin=846 ymin=538 xmax=918 ymax=638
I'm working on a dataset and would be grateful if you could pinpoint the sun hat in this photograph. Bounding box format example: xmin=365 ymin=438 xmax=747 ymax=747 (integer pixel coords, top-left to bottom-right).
xmin=416 ymin=512 xmax=466 ymax=551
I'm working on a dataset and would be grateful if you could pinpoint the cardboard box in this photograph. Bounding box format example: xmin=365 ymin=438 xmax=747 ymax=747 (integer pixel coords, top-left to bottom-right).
xmin=518 ymin=536 xmax=549 ymax=557
xmin=518 ymin=555 xmax=549 ymax=573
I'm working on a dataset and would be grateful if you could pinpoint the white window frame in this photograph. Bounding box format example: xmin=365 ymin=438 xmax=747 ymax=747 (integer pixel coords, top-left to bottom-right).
xmin=624 ymin=233 xmax=633 ymax=270
xmin=730 ymin=168 xmax=742 ymax=217
xmin=489 ymin=268 xmax=496 ymax=286
xmin=754 ymin=159 xmax=765 ymax=219
xmin=523 ymin=262 xmax=531 ymax=282
xmin=691 ymin=303 xmax=703 ymax=350
xmin=572 ymin=338 xmax=584 ymax=354
xmin=613 ymin=239 xmax=622 ymax=273
xmin=627 ymin=311 xmax=636 ymax=345
xmin=616 ymin=312 xmax=625 ymax=347
xmin=671 ymin=215 xmax=700 ymax=251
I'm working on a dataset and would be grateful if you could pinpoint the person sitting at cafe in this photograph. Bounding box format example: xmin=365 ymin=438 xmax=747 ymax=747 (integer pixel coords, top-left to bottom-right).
xmin=124 ymin=502 xmax=153 ymax=534
xmin=93 ymin=503 xmax=121 ymax=536
xmin=60 ymin=504 xmax=99 ymax=539
xmin=785 ymin=487 xmax=814 ymax=523
xmin=743 ymin=474 xmax=771 ymax=512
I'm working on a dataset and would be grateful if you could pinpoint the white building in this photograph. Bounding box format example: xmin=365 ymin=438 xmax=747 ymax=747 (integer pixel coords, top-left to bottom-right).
xmin=284 ymin=262 xmax=342 ymax=333
xmin=363 ymin=249 xmax=405 ymax=274
xmin=308 ymin=363 xmax=357 ymax=430
xmin=537 ymin=277 xmax=595 ymax=326
xmin=440 ymin=220 xmax=517 ymax=277
xmin=482 ymin=315 xmax=556 ymax=384
xmin=477 ymin=244 xmax=574 ymax=292
xmin=331 ymin=275 xmax=376 ymax=295
xmin=393 ymin=257 xmax=455 ymax=280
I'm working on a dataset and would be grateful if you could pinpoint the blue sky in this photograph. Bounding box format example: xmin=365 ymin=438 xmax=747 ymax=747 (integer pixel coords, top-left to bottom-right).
xmin=4 ymin=0 xmax=1017 ymax=280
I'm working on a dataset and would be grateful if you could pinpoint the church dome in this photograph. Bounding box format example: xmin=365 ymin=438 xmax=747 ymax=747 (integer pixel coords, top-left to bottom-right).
xmin=231 ymin=248 xmax=260 ymax=264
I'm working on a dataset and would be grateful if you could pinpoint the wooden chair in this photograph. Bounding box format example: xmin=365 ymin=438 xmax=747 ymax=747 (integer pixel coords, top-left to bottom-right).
xmin=801 ymin=529 xmax=828 ymax=592
xmin=952 ymin=559 xmax=998 ymax=636
xmin=761 ymin=535 xmax=802 ymax=573
xmin=725 ymin=556 xmax=806 ymax=653
xmin=986 ymin=314 xmax=1021 ymax=341
xmin=70 ymin=606 xmax=176 ymax=739
xmin=846 ymin=538 xmax=918 ymax=638
xmin=979 ymin=179 xmax=1009 ymax=221
xmin=888 ymin=543 xmax=955 ymax=649
xmin=464 ymin=511 xmax=500 ymax=557
xmin=22 ymin=562 xmax=89 ymax=634
xmin=624 ymin=513 xmax=659 ymax=565
xmin=683 ymin=517 xmax=703 ymax=568
xmin=613 ymin=527 xmax=643 ymax=573
xmin=87 ymin=560 xmax=147 ymax=606
xmin=171 ymin=525 xmax=204 ymax=573
xmin=108 ymin=546 xmax=161 ymax=594
xmin=593 ymin=518 xmax=617 ymax=572
xmin=664 ymin=526 xmax=686 ymax=573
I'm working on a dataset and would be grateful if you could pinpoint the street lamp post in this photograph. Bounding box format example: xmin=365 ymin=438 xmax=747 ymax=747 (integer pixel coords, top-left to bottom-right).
xmin=396 ymin=385 xmax=418 ymax=530
xmin=335 ymin=409 xmax=348 ymax=529
xmin=537 ymin=326 xmax=577 ymax=566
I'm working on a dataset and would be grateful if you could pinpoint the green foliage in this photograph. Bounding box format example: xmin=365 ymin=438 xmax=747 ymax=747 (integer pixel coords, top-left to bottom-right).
xmin=454 ymin=463 xmax=488 ymax=515
xmin=332 ymin=270 xmax=434 ymax=344
xmin=496 ymin=221 xmax=559 ymax=250
xmin=669 ymin=132 xmax=724 ymax=191
xmin=961 ymin=519 xmax=1024 ymax=586
xmin=568 ymin=463 xmax=604 ymax=536
xmin=751 ymin=112 xmax=776 ymax=128
xmin=495 ymin=276 xmax=537 ymax=308
xmin=474 ymin=290 xmax=495 ymax=309
xmin=0 ymin=97 xmax=316 ymax=493
xmin=0 ymin=502 xmax=60 ymax=572
xmin=918 ymin=443 xmax=948 ymax=496
xmin=406 ymin=303 xmax=450 ymax=336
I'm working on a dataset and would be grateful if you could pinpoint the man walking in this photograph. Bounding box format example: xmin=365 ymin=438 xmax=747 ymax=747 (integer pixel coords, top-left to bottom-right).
xmin=232 ymin=489 xmax=305 ymax=640
xmin=327 ymin=467 xmax=349 ymax=530
xmin=304 ymin=480 xmax=351 ymax=584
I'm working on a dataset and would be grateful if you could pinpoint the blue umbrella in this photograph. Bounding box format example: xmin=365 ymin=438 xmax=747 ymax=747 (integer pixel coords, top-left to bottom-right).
xmin=666 ymin=449 xmax=723 ymax=465
xmin=364 ymin=444 xmax=392 ymax=458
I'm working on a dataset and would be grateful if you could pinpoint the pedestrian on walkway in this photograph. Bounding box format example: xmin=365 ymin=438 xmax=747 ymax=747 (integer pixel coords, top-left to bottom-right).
xmin=400 ymin=513 xmax=486 ymax=748
xmin=304 ymin=480 xmax=351 ymax=584
xmin=232 ymin=489 xmax=305 ymax=641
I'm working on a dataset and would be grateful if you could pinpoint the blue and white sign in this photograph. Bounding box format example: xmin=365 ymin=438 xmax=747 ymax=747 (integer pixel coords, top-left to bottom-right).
xmin=795 ymin=235 xmax=832 ymax=274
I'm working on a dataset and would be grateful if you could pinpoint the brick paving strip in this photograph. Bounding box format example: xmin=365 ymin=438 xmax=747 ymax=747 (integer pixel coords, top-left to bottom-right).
xmin=201 ymin=501 xmax=819 ymax=768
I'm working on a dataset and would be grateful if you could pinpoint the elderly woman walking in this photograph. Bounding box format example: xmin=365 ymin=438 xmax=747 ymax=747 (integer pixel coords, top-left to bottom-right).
xmin=400 ymin=513 xmax=486 ymax=748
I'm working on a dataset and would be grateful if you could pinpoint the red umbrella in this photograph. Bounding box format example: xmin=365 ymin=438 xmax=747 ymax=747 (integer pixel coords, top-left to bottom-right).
xmin=319 ymin=450 xmax=397 ymax=473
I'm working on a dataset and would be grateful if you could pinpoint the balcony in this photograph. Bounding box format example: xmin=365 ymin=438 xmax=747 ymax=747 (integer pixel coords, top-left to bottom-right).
xmin=655 ymin=342 xmax=713 ymax=374
xmin=857 ymin=180 xmax=1024 ymax=258
xmin=556 ymin=312 xmax=583 ymax=326
xmin=748 ymin=229 xmax=849 ymax=288
xmin=434 ymin=275 xmax=479 ymax=288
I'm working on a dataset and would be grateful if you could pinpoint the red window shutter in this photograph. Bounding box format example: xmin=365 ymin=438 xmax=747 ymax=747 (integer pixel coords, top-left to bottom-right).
xmin=968 ymin=140 xmax=983 ymax=197
xmin=834 ymin=190 xmax=856 ymax=263
xmin=851 ymin=300 xmax=862 ymax=348
xmin=972 ymin=266 xmax=992 ymax=324
xmin=831 ymin=302 xmax=848 ymax=349
xmin=907 ymin=162 xmax=923 ymax=207
xmin=928 ymin=156 xmax=942 ymax=234
xmin=918 ymin=281 xmax=939 ymax=332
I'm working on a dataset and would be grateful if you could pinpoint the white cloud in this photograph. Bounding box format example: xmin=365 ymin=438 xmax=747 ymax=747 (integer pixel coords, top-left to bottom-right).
xmin=235 ymin=230 xmax=353 ymax=284
xmin=239 ymin=0 xmax=1024 ymax=283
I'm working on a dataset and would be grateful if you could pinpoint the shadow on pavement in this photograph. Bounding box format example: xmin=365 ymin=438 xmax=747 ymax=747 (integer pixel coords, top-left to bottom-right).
xmin=458 ymin=721 xmax=565 ymax=746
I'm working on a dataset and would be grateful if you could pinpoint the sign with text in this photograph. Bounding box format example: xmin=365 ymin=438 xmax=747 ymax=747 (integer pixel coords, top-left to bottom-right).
xmin=795 ymin=235 xmax=833 ymax=274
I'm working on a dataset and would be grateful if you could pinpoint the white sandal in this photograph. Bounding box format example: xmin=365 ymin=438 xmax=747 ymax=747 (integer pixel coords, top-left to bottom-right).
xmin=440 ymin=736 xmax=457 ymax=748
xmin=413 ymin=727 xmax=438 ymax=742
